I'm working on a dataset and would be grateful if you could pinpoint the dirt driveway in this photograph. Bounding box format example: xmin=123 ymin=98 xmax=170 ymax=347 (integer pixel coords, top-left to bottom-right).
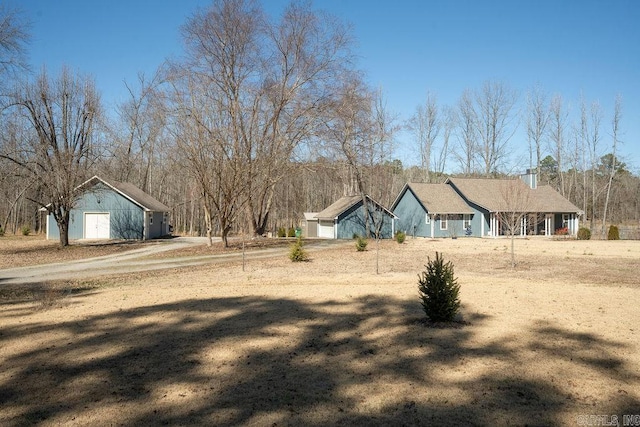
xmin=0 ymin=237 xmax=344 ymax=285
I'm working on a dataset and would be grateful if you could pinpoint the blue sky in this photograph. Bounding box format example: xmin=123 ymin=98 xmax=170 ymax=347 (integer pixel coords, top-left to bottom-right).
xmin=9 ymin=0 xmax=640 ymax=173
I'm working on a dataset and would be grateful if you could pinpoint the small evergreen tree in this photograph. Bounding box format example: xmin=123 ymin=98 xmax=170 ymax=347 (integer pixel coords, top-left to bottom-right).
xmin=355 ymin=236 xmax=368 ymax=251
xmin=607 ymin=225 xmax=620 ymax=240
xmin=289 ymin=238 xmax=309 ymax=262
xmin=577 ymin=227 xmax=591 ymax=240
xmin=418 ymin=252 xmax=461 ymax=322
xmin=395 ymin=231 xmax=406 ymax=244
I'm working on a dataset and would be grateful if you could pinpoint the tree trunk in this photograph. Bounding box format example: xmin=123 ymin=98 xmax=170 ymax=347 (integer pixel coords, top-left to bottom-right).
xmin=203 ymin=199 xmax=213 ymax=247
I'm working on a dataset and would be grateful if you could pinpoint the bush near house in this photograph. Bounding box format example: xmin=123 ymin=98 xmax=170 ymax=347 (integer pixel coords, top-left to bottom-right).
xmin=418 ymin=252 xmax=461 ymax=322
xmin=277 ymin=227 xmax=286 ymax=238
xmin=355 ymin=236 xmax=368 ymax=251
xmin=577 ymin=227 xmax=591 ymax=240
xmin=287 ymin=227 xmax=296 ymax=238
xmin=21 ymin=225 xmax=31 ymax=236
xmin=554 ymin=227 xmax=569 ymax=236
xmin=395 ymin=231 xmax=406 ymax=244
xmin=608 ymin=225 xmax=620 ymax=240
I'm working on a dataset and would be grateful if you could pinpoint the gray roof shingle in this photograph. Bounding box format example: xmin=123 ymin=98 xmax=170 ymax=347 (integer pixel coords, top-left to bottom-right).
xmin=406 ymin=183 xmax=474 ymax=214
xmin=446 ymin=177 xmax=581 ymax=213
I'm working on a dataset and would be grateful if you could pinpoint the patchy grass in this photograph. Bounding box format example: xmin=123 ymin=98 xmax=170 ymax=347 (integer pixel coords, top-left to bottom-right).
xmin=0 ymin=237 xmax=639 ymax=425
xmin=0 ymin=235 xmax=149 ymax=268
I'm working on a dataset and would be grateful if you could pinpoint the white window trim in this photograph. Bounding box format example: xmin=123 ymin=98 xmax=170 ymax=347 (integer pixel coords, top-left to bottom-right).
xmin=440 ymin=214 xmax=448 ymax=231
xmin=463 ymin=214 xmax=471 ymax=229
xmin=425 ymin=213 xmax=430 ymax=224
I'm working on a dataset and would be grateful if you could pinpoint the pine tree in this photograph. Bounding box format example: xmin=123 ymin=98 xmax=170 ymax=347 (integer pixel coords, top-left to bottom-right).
xmin=418 ymin=252 xmax=461 ymax=322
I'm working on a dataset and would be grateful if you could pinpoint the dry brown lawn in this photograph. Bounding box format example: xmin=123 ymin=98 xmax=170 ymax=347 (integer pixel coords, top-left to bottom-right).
xmin=0 ymin=235 xmax=148 ymax=268
xmin=1 ymin=236 xmax=639 ymax=426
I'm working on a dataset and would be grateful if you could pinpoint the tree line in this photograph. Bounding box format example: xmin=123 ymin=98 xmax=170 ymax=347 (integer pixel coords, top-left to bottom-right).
xmin=1 ymin=0 xmax=637 ymax=245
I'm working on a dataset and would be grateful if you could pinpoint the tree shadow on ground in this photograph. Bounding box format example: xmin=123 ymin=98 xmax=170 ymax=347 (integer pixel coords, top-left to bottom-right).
xmin=0 ymin=295 xmax=638 ymax=426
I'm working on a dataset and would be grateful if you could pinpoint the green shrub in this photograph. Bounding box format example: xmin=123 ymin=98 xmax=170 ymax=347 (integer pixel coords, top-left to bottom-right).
xmin=277 ymin=227 xmax=286 ymax=238
xmin=395 ymin=231 xmax=406 ymax=244
xmin=289 ymin=238 xmax=309 ymax=262
xmin=607 ymin=225 xmax=620 ymax=240
xmin=21 ymin=225 xmax=31 ymax=236
xmin=355 ymin=236 xmax=368 ymax=251
xmin=418 ymin=252 xmax=461 ymax=322
xmin=577 ymin=227 xmax=591 ymax=240
xmin=287 ymin=227 xmax=296 ymax=238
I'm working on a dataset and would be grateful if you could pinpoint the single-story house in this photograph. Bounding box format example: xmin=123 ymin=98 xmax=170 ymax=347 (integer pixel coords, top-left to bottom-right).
xmin=391 ymin=183 xmax=475 ymax=238
xmin=313 ymin=195 xmax=397 ymax=239
xmin=45 ymin=176 xmax=171 ymax=241
xmin=392 ymin=171 xmax=582 ymax=238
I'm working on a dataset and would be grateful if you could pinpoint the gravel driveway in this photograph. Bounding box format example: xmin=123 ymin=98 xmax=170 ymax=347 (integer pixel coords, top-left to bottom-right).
xmin=0 ymin=237 xmax=343 ymax=285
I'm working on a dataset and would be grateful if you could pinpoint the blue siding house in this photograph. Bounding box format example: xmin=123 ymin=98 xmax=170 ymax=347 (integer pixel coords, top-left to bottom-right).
xmin=446 ymin=174 xmax=582 ymax=237
xmin=46 ymin=176 xmax=171 ymax=241
xmin=314 ymin=195 xmax=397 ymax=239
xmin=392 ymin=172 xmax=582 ymax=238
xmin=391 ymin=183 xmax=474 ymax=238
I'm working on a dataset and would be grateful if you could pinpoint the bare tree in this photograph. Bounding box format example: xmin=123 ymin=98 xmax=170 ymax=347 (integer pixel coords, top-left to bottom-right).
xmin=587 ymin=101 xmax=602 ymax=233
xmin=497 ymin=179 xmax=531 ymax=268
xmin=474 ymin=81 xmax=518 ymax=176
xmin=177 ymin=0 xmax=353 ymax=238
xmin=408 ymin=91 xmax=439 ymax=182
xmin=526 ymin=85 xmax=549 ymax=175
xmin=434 ymin=105 xmax=454 ymax=177
xmin=454 ymin=89 xmax=477 ymax=175
xmin=322 ymin=72 xmax=374 ymax=235
xmin=0 ymin=4 xmax=29 ymax=85
xmin=601 ymin=95 xmax=622 ymax=238
xmin=548 ymin=94 xmax=567 ymax=196
xmin=108 ymin=71 xmax=167 ymax=192
xmin=1 ymin=68 xmax=102 ymax=246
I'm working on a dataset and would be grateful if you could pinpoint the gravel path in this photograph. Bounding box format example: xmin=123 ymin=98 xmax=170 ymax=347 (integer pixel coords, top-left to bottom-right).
xmin=0 ymin=237 xmax=345 ymax=285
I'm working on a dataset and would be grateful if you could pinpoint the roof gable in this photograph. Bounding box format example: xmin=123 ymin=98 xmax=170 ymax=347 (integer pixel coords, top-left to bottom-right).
xmin=315 ymin=195 xmax=396 ymax=220
xmin=78 ymin=176 xmax=170 ymax=212
xmin=406 ymin=183 xmax=474 ymax=214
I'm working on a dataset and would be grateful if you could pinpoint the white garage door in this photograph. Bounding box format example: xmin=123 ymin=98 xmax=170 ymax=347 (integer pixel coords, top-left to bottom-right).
xmin=317 ymin=220 xmax=335 ymax=239
xmin=85 ymin=213 xmax=110 ymax=239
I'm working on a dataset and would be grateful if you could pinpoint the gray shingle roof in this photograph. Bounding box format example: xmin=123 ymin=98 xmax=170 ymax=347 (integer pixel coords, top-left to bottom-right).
xmin=315 ymin=195 xmax=396 ymax=220
xmin=406 ymin=183 xmax=474 ymax=214
xmin=446 ymin=177 xmax=581 ymax=213
xmin=315 ymin=195 xmax=363 ymax=220
xmin=109 ymin=180 xmax=171 ymax=212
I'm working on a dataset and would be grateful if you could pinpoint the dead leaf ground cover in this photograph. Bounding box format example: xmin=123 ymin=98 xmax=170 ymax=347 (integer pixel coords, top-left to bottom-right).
xmin=0 ymin=235 xmax=148 ymax=268
xmin=1 ymin=237 xmax=639 ymax=426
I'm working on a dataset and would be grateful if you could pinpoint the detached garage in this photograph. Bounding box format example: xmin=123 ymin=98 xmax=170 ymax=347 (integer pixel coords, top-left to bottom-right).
xmin=46 ymin=176 xmax=171 ymax=241
xmin=314 ymin=195 xmax=396 ymax=239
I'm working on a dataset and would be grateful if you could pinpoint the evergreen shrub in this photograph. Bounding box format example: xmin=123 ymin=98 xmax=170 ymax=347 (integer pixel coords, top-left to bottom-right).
xmin=418 ymin=252 xmax=461 ymax=322
xmin=607 ymin=225 xmax=620 ymax=240
xmin=355 ymin=236 xmax=368 ymax=251
xmin=289 ymin=238 xmax=309 ymax=262
xmin=577 ymin=227 xmax=591 ymax=240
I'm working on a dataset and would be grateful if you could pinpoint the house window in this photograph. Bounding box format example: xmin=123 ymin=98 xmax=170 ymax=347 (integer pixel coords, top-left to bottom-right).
xmin=463 ymin=214 xmax=471 ymax=229
xmin=562 ymin=214 xmax=570 ymax=229
xmin=425 ymin=213 xmax=430 ymax=224
xmin=440 ymin=214 xmax=448 ymax=231
xmin=150 ymin=214 xmax=153 ymax=225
